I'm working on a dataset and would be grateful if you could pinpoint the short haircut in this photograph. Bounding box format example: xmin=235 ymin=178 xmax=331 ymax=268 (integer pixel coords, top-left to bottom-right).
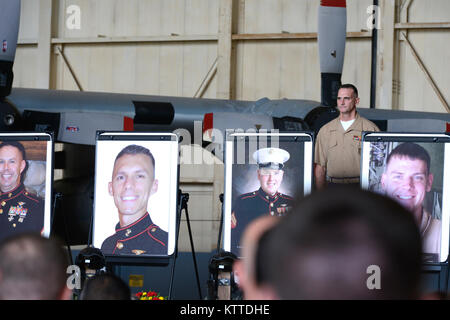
xmin=386 ymin=142 xmax=431 ymax=173
xmin=339 ymin=83 xmax=359 ymax=98
xmin=80 ymin=273 xmax=130 ymax=300
xmin=0 ymin=233 xmax=70 ymax=300
xmin=259 ymin=185 xmax=422 ymax=299
xmin=114 ymin=144 xmax=155 ymax=174
xmin=0 ymin=141 xmax=27 ymax=160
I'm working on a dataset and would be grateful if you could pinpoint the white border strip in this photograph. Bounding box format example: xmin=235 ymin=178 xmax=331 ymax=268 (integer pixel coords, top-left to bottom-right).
xmin=440 ymin=144 xmax=450 ymax=262
xmin=223 ymin=139 xmax=234 ymax=252
xmin=360 ymin=140 xmax=371 ymax=190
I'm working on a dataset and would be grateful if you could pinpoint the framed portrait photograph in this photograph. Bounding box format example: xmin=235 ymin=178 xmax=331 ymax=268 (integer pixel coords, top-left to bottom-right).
xmin=92 ymin=132 xmax=179 ymax=263
xmin=223 ymin=131 xmax=314 ymax=257
xmin=0 ymin=132 xmax=53 ymax=243
xmin=361 ymin=132 xmax=450 ymax=263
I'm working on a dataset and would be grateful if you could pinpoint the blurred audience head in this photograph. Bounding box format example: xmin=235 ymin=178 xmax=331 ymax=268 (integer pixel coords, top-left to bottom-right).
xmin=258 ymin=185 xmax=423 ymax=299
xmin=80 ymin=273 xmax=130 ymax=300
xmin=0 ymin=233 xmax=71 ymax=300
xmin=233 ymin=215 xmax=278 ymax=300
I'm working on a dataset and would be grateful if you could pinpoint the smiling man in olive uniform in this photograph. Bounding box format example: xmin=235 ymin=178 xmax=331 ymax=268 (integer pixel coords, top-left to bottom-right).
xmin=231 ymin=147 xmax=294 ymax=256
xmin=101 ymin=144 xmax=168 ymax=256
xmin=0 ymin=141 xmax=44 ymax=243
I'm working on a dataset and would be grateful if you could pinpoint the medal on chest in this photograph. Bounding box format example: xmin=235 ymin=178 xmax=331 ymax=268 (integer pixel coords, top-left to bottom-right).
xmin=8 ymin=202 xmax=28 ymax=223
xmin=276 ymin=204 xmax=291 ymax=216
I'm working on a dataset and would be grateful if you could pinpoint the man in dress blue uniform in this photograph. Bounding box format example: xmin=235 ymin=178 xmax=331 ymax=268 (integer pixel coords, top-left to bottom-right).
xmin=0 ymin=141 xmax=44 ymax=243
xmin=231 ymin=147 xmax=294 ymax=256
xmin=101 ymin=145 xmax=168 ymax=256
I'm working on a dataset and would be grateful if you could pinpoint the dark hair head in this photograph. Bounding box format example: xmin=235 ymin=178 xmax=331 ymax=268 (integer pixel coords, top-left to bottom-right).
xmin=114 ymin=144 xmax=155 ymax=174
xmin=0 ymin=141 xmax=26 ymax=160
xmin=339 ymin=83 xmax=359 ymax=98
xmin=259 ymin=185 xmax=422 ymax=299
xmin=0 ymin=233 xmax=70 ymax=300
xmin=80 ymin=273 xmax=131 ymax=300
xmin=386 ymin=142 xmax=431 ymax=173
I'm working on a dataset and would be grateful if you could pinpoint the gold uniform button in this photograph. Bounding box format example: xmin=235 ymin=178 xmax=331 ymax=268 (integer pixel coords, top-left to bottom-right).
xmin=151 ymin=228 xmax=157 ymax=233
xmin=270 ymin=211 xmax=274 ymax=216
xmin=116 ymin=242 xmax=124 ymax=250
xmin=1 ymin=201 xmax=6 ymax=206
xmin=0 ymin=209 xmax=3 ymax=214
xmin=270 ymin=203 xmax=274 ymax=207
xmin=13 ymin=223 xmax=16 ymax=228
xmin=8 ymin=193 xmax=12 ymax=198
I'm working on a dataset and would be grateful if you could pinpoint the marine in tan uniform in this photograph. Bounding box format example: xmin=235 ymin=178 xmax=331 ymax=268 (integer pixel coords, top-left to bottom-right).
xmin=314 ymin=84 xmax=379 ymax=189
xmin=0 ymin=141 xmax=45 ymax=243
xmin=101 ymin=144 xmax=167 ymax=256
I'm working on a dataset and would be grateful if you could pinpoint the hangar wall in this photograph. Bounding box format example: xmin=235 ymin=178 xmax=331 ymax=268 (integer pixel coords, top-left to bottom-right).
xmin=13 ymin=0 xmax=450 ymax=112
xmin=11 ymin=0 xmax=450 ymax=252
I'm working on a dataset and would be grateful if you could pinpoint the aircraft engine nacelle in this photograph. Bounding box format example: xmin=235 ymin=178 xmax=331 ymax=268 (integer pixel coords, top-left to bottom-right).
xmin=201 ymin=112 xmax=310 ymax=162
xmin=0 ymin=100 xmax=21 ymax=131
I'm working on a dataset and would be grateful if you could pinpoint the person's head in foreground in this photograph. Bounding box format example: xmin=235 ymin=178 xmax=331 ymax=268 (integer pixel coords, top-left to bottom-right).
xmin=233 ymin=215 xmax=279 ymax=300
xmin=258 ymin=185 xmax=423 ymax=299
xmin=0 ymin=233 xmax=71 ymax=300
xmin=80 ymin=273 xmax=131 ymax=300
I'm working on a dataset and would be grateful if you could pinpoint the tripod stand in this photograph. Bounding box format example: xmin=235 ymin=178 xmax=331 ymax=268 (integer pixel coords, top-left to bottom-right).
xmin=168 ymin=190 xmax=202 ymax=299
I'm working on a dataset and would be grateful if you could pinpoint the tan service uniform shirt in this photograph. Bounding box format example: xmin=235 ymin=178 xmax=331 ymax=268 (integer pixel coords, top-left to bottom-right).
xmin=421 ymin=209 xmax=441 ymax=255
xmin=315 ymin=112 xmax=380 ymax=181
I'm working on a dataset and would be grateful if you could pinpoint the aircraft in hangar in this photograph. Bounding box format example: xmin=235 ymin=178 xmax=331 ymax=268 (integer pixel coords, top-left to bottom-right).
xmin=1 ymin=0 xmax=449 ymax=245
xmin=1 ymin=0 xmax=449 ymax=146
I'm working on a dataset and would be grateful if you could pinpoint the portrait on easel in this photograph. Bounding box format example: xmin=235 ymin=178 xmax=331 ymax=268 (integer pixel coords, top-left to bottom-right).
xmin=223 ymin=132 xmax=314 ymax=257
xmin=361 ymin=132 xmax=450 ymax=263
xmin=0 ymin=133 xmax=53 ymax=243
xmin=93 ymin=133 xmax=178 ymax=259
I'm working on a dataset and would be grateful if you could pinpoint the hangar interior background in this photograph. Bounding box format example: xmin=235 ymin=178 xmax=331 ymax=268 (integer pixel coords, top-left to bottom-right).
xmin=10 ymin=0 xmax=450 ymax=298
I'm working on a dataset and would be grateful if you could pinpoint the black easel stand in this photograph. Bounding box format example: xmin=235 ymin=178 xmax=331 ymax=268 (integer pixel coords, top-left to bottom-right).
xmin=423 ymin=260 xmax=449 ymax=297
xmin=208 ymin=193 xmax=240 ymax=300
xmin=216 ymin=193 xmax=224 ymax=252
xmin=74 ymin=188 xmax=202 ymax=300
xmin=169 ymin=190 xmax=202 ymax=299
xmin=51 ymin=192 xmax=74 ymax=266
xmin=442 ymin=261 xmax=449 ymax=294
